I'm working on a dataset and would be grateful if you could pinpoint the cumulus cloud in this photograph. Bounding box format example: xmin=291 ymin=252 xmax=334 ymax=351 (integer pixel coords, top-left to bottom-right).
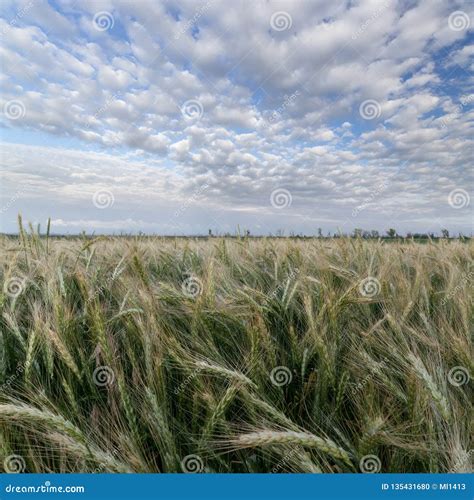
xmin=0 ymin=0 xmax=473 ymax=235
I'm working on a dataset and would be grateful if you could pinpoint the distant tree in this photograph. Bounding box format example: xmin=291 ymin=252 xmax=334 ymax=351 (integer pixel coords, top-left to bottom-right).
xmin=246 ymin=229 xmax=250 ymax=237
xmin=353 ymin=228 xmax=363 ymax=238
xmin=208 ymin=229 xmax=212 ymax=237
xmin=370 ymin=230 xmax=379 ymax=239
xmin=318 ymin=227 xmax=323 ymax=238
xmin=387 ymin=228 xmax=397 ymax=238
xmin=441 ymin=229 xmax=449 ymax=239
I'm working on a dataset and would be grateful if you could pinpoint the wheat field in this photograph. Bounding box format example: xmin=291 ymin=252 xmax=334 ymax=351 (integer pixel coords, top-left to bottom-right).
xmin=0 ymin=226 xmax=472 ymax=473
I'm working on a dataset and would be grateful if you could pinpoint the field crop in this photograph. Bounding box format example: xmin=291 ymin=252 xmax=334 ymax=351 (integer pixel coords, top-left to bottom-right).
xmin=0 ymin=229 xmax=472 ymax=473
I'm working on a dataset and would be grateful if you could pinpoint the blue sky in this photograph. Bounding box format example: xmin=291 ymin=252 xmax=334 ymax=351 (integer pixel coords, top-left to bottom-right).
xmin=0 ymin=0 xmax=473 ymax=235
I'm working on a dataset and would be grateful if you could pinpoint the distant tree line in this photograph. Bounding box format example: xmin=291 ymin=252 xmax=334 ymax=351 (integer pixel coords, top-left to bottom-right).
xmin=205 ymin=227 xmax=468 ymax=240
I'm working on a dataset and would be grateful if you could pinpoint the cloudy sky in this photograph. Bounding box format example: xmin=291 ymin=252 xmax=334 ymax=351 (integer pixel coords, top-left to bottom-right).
xmin=1 ymin=0 xmax=473 ymax=235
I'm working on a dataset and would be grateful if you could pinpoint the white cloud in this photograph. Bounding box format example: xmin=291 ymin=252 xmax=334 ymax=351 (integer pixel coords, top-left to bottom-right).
xmin=0 ymin=0 xmax=472 ymax=234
